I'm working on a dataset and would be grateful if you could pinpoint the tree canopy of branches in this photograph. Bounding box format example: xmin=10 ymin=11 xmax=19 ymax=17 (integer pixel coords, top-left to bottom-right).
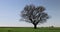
xmin=21 ymin=4 xmax=49 ymax=29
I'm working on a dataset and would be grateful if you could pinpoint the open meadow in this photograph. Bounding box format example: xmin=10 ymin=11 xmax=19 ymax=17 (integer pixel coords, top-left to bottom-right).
xmin=0 ymin=27 xmax=60 ymax=32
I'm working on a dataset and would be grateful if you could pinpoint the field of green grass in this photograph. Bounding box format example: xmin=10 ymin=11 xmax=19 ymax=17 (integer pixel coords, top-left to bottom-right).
xmin=0 ymin=27 xmax=60 ymax=32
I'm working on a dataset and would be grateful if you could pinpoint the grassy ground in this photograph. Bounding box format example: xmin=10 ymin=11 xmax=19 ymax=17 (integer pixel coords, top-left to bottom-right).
xmin=0 ymin=27 xmax=60 ymax=32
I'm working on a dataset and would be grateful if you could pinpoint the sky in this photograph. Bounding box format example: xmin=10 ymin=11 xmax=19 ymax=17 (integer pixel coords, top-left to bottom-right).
xmin=0 ymin=0 xmax=60 ymax=27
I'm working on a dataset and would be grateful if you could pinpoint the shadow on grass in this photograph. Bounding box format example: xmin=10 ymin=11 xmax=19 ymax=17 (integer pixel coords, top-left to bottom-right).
xmin=8 ymin=30 xmax=11 ymax=32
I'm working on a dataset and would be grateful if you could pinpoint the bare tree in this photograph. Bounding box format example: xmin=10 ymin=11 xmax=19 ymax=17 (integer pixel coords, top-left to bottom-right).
xmin=21 ymin=4 xmax=49 ymax=29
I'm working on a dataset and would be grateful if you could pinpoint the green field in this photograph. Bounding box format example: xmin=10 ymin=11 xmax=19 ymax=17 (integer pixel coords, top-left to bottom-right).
xmin=0 ymin=27 xmax=60 ymax=32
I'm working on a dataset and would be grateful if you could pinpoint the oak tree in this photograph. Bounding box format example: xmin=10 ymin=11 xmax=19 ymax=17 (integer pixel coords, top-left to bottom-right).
xmin=21 ymin=4 xmax=49 ymax=29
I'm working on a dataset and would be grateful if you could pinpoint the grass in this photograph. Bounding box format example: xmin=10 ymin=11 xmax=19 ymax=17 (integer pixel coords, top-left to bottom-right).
xmin=0 ymin=27 xmax=60 ymax=32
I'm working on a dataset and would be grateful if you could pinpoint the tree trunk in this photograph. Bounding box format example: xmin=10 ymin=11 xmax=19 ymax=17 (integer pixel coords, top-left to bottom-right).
xmin=34 ymin=24 xmax=37 ymax=29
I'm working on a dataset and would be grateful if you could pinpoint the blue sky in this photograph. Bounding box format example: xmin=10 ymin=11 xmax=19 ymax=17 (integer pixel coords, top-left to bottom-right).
xmin=0 ymin=0 xmax=60 ymax=27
